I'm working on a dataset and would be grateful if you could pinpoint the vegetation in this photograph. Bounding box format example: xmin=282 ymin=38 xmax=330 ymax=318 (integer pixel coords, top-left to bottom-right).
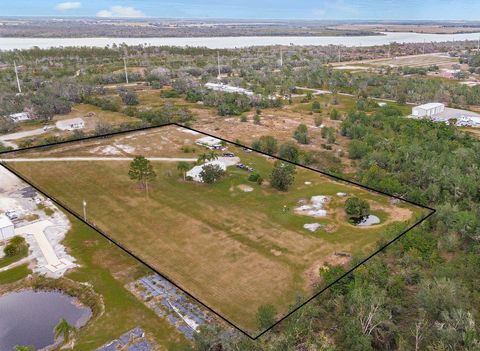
xmin=199 ymin=164 xmax=225 ymax=184
xmin=270 ymin=162 xmax=296 ymax=191
xmin=128 ymin=156 xmax=157 ymax=196
xmin=54 ymin=318 xmax=77 ymax=344
xmin=345 ymin=197 xmax=370 ymax=219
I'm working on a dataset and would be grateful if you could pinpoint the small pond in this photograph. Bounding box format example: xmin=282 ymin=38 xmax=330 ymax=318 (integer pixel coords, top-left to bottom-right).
xmin=352 ymin=215 xmax=381 ymax=226
xmin=0 ymin=290 xmax=91 ymax=350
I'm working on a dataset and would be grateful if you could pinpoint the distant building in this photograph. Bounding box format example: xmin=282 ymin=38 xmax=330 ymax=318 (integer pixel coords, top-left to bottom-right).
xmin=205 ymin=82 xmax=254 ymax=96
xmin=195 ymin=136 xmax=223 ymax=149
xmin=56 ymin=118 xmax=85 ymax=131
xmin=9 ymin=112 xmax=32 ymax=123
xmin=412 ymin=103 xmax=445 ymax=118
xmin=0 ymin=214 xmax=15 ymax=242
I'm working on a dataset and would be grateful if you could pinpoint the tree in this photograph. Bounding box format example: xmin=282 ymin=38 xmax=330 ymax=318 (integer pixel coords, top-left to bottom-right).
xmin=252 ymin=135 xmax=278 ymax=154
xmin=199 ymin=164 xmax=225 ymax=184
xmin=270 ymin=162 xmax=296 ymax=191
xmin=253 ymin=114 xmax=261 ymax=125
xmin=177 ymin=161 xmax=190 ymax=181
xmin=345 ymin=197 xmax=370 ymax=219
xmin=257 ymin=304 xmax=277 ymax=330
xmin=314 ymin=115 xmax=323 ymax=127
xmin=94 ymin=121 xmax=113 ymax=136
xmin=121 ymin=91 xmax=139 ymax=105
xmin=54 ymin=318 xmax=76 ymax=344
xmin=278 ymin=143 xmax=300 ymax=163
xmin=293 ymin=123 xmax=309 ymax=144
xmin=197 ymin=151 xmax=218 ymax=164
xmin=128 ymin=156 xmax=157 ymax=197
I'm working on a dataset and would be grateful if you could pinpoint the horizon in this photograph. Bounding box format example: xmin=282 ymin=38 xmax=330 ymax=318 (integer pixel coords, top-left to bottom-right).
xmin=3 ymin=1 xmax=480 ymax=21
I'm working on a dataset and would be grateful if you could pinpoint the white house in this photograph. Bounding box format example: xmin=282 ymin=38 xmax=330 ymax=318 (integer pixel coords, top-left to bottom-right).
xmin=9 ymin=112 xmax=32 ymax=123
xmin=56 ymin=118 xmax=85 ymax=131
xmin=195 ymin=136 xmax=223 ymax=149
xmin=186 ymin=160 xmax=227 ymax=182
xmin=0 ymin=214 xmax=15 ymax=242
xmin=412 ymin=103 xmax=445 ymax=118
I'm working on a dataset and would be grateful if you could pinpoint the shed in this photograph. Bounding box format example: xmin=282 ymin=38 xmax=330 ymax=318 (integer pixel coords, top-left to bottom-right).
xmin=0 ymin=214 xmax=15 ymax=242
xmin=412 ymin=103 xmax=445 ymax=118
xmin=9 ymin=112 xmax=32 ymax=122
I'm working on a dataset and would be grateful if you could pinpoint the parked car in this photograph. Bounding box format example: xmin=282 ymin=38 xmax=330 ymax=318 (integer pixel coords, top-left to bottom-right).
xmin=223 ymin=152 xmax=235 ymax=157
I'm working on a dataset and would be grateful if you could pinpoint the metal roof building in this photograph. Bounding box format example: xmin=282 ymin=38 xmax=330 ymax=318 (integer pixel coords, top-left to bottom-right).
xmin=0 ymin=214 xmax=15 ymax=242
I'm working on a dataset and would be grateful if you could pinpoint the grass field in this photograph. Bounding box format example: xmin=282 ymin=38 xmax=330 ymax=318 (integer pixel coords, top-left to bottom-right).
xmin=5 ymin=125 xmax=426 ymax=335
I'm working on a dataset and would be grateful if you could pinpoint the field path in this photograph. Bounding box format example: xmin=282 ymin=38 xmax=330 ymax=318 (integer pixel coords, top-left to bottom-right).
xmin=1 ymin=156 xmax=198 ymax=162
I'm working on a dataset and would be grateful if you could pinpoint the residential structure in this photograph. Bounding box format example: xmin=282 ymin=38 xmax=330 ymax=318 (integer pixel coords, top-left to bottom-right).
xmin=412 ymin=103 xmax=445 ymax=118
xmin=9 ymin=112 xmax=32 ymax=123
xmin=205 ymin=82 xmax=254 ymax=96
xmin=186 ymin=160 xmax=227 ymax=182
xmin=56 ymin=118 xmax=85 ymax=131
xmin=0 ymin=214 xmax=15 ymax=242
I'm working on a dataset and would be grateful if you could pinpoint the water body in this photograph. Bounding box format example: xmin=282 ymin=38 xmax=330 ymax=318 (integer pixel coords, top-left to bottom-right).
xmin=0 ymin=290 xmax=91 ymax=350
xmin=355 ymin=215 xmax=381 ymax=226
xmin=1 ymin=32 xmax=480 ymax=50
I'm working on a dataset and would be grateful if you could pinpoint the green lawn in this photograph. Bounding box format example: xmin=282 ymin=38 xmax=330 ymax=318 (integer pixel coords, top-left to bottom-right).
xmin=5 ymin=126 xmax=426 ymax=334
xmin=0 ymin=264 xmax=31 ymax=285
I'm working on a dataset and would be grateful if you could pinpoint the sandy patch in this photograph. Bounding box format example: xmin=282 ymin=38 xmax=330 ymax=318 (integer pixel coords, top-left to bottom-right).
xmin=304 ymin=252 xmax=352 ymax=290
xmin=238 ymin=184 xmax=254 ymax=193
xmin=303 ymin=223 xmax=322 ymax=232
xmin=295 ymin=195 xmax=330 ymax=218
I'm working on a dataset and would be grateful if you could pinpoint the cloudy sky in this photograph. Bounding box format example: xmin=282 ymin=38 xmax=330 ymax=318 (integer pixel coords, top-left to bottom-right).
xmin=3 ymin=0 xmax=480 ymax=20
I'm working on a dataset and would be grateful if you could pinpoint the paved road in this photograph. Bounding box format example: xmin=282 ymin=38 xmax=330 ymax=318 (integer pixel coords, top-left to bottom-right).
xmin=1 ymin=156 xmax=199 ymax=162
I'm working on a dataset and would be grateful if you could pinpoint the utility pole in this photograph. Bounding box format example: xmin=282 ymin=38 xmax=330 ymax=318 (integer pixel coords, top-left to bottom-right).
xmin=477 ymin=37 xmax=479 ymax=51
xmin=423 ymin=40 xmax=426 ymax=55
xmin=338 ymin=47 xmax=341 ymax=62
xmin=82 ymin=200 xmax=87 ymax=221
xmin=217 ymin=51 xmax=221 ymax=79
xmin=13 ymin=61 xmax=21 ymax=94
xmin=280 ymin=48 xmax=283 ymax=67
xmin=123 ymin=57 xmax=129 ymax=84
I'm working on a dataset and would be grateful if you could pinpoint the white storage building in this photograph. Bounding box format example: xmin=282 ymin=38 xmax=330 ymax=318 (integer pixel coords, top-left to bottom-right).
xmin=0 ymin=214 xmax=15 ymax=242
xmin=412 ymin=103 xmax=445 ymax=118
xmin=56 ymin=118 xmax=85 ymax=131
xmin=195 ymin=136 xmax=223 ymax=149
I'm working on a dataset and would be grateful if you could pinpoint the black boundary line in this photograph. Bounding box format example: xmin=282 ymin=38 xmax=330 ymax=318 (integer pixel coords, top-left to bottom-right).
xmin=0 ymin=123 xmax=435 ymax=340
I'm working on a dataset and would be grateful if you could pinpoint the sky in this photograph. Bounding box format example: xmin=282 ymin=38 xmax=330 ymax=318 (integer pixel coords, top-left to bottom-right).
xmin=2 ymin=0 xmax=480 ymax=20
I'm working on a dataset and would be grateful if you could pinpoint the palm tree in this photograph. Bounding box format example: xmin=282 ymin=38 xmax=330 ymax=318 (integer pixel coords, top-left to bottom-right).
xmin=54 ymin=318 xmax=77 ymax=344
xmin=206 ymin=150 xmax=219 ymax=162
xmin=177 ymin=161 xmax=190 ymax=180
xmin=14 ymin=346 xmax=34 ymax=351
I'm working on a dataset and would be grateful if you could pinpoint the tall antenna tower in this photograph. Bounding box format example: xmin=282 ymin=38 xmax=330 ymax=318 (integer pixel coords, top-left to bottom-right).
xmin=13 ymin=61 xmax=21 ymax=94
xmin=423 ymin=40 xmax=426 ymax=55
xmin=338 ymin=47 xmax=341 ymax=62
xmin=217 ymin=51 xmax=221 ymax=79
xmin=123 ymin=57 xmax=129 ymax=84
xmin=280 ymin=48 xmax=283 ymax=67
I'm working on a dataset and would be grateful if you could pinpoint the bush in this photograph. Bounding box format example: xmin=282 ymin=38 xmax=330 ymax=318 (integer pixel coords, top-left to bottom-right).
xmin=251 ymin=135 xmax=278 ymax=154
xmin=278 ymin=143 xmax=300 ymax=163
xmin=293 ymin=124 xmax=309 ymax=144
xmin=160 ymin=89 xmax=180 ymax=98
xmin=199 ymin=164 xmax=225 ymax=184
xmin=4 ymin=243 xmax=19 ymax=257
xmin=121 ymin=91 xmax=139 ymax=106
xmin=345 ymin=197 xmax=370 ymax=219
xmin=314 ymin=115 xmax=323 ymax=127
xmin=312 ymin=100 xmax=321 ymax=113
xmin=330 ymin=108 xmax=340 ymax=120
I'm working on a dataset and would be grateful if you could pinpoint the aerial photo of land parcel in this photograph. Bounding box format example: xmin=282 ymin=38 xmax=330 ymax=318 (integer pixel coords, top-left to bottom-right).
xmin=1 ymin=124 xmax=430 ymax=337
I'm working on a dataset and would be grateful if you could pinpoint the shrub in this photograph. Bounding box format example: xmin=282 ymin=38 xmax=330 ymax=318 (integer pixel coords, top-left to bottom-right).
xmin=345 ymin=197 xmax=370 ymax=219
xmin=200 ymin=164 xmax=225 ymax=184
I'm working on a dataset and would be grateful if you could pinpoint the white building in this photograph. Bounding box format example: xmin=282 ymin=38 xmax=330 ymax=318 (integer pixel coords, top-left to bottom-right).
xmin=56 ymin=118 xmax=85 ymax=131
xmin=412 ymin=103 xmax=445 ymax=118
xmin=186 ymin=160 xmax=227 ymax=182
xmin=9 ymin=112 xmax=32 ymax=123
xmin=195 ymin=136 xmax=223 ymax=149
xmin=0 ymin=214 xmax=15 ymax=242
xmin=205 ymin=83 xmax=254 ymax=96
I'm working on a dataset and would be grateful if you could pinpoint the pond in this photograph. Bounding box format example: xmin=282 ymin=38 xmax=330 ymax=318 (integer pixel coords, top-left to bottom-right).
xmin=0 ymin=290 xmax=91 ymax=350
xmin=352 ymin=214 xmax=381 ymax=226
